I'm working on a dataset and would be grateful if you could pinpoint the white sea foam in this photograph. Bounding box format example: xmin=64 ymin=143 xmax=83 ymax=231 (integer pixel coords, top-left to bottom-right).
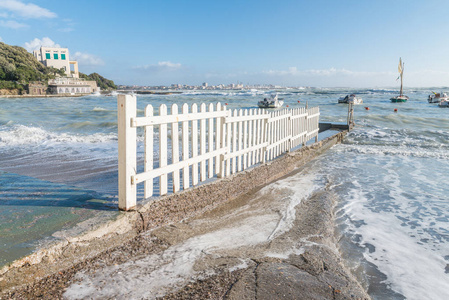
xmin=344 ymin=189 xmax=449 ymax=299
xmin=64 ymin=214 xmax=279 ymax=299
xmin=92 ymin=106 xmax=109 ymax=111
xmin=324 ymin=148 xmax=449 ymax=300
xmin=0 ymin=124 xmax=117 ymax=147
xmin=339 ymin=144 xmax=449 ymax=159
xmin=259 ymin=171 xmax=319 ymax=239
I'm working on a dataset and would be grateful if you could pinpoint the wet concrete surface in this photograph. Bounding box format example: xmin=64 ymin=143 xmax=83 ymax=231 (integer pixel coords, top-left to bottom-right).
xmin=0 ymin=131 xmax=369 ymax=299
xmin=2 ymin=175 xmax=368 ymax=299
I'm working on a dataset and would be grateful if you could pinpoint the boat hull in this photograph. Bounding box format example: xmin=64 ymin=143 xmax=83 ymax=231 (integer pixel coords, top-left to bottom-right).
xmin=438 ymin=100 xmax=449 ymax=107
xmin=258 ymin=101 xmax=284 ymax=108
xmin=390 ymin=96 xmax=409 ymax=102
xmin=338 ymin=95 xmax=363 ymax=104
xmin=428 ymin=95 xmax=449 ymax=103
xmin=338 ymin=99 xmax=363 ymax=104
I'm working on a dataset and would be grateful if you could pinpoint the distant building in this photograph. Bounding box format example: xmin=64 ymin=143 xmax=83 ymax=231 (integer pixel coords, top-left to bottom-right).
xmin=47 ymin=77 xmax=98 ymax=95
xmin=33 ymin=46 xmax=79 ymax=78
xmin=27 ymin=82 xmax=47 ymax=95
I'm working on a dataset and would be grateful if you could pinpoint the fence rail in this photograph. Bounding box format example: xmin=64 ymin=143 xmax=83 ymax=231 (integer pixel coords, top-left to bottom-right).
xmin=118 ymin=94 xmax=320 ymax=211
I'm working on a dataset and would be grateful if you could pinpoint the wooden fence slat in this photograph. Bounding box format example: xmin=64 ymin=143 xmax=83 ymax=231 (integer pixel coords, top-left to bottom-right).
xmin=182 ymin=103 xmax=190 ymax=189
xmin=225 ymin=112 xmax=231 ymax=177
xmin=237 ymin=109 xmax=243 ymax=172
xmin=216 ymin=103 xmax=223 ymax=176
xmin=248 ymin=109 xmax=254 ymax=167
xmin=200 ymin=103 xmax=207 ymax=181
xmin=208 ymin=103 xmax=214 ymax=178
xmin=134 ymin=148 xmax=227 ymax=184
xmin=243 ymin=110 xmax=248 ymax=170
xmin=159 ymin=104 xmax=168 ymax=195
xmin=192 ymin=104 xmax=199 ymax=186
xmin=171 ymin=104 xmax=180 ymax=193
xmin=232 ymin=109 xmax=237 ymax=174
xmin=144 ymin=105 xmax=154 ymax=198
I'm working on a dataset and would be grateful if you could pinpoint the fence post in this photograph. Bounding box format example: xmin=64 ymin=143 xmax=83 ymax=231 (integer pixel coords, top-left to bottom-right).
xmin=118 ymin=94 xmax=137 ymax=211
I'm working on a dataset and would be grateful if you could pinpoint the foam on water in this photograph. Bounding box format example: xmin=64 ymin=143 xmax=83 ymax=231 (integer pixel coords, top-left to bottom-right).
xmin=0 ymin=124 xmax=117 ymax=147
xmin=341 ymin=178 xmax=449 ymax=299
xmin=315 ymin=131 xmax=449 ymax=299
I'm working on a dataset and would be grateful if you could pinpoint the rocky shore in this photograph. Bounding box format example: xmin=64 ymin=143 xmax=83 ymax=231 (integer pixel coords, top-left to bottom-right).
xmin=0 ymin=131 xmax=370 ymax=299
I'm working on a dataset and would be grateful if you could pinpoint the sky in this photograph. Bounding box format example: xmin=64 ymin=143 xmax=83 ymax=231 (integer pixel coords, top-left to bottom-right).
xmin=1 ymin=0 xmax=449 ymax=87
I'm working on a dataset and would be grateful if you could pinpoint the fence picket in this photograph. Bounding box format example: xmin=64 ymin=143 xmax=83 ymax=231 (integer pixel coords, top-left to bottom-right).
xmin=200 ymin=103 xmax=207 ymax=181
xmin=216 ymin=103 xmax=223 ymax=176
xmin=144 ymin=105 xmax=154 ymax=198
xmin=208 ymin=103 xmax=214 ymax=178
xmin=182 ymin=103 xmax=190 ymax=189
xmin=192 ymin=104 xmax=199 ymax=186
xmin=232 ymin=110 xmax=237 ymax=174
xmin=171 ymin=104 xmax=180 ymax=193
xmin=159 ymin=104 xmax=168 ymax=195
xmin=238 ymin=109 xmax=243 ymax=172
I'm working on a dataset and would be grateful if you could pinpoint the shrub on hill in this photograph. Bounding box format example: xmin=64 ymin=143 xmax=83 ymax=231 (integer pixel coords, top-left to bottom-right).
xmin=0 ymin=42 xmax=58 ymax=83
xmin=79 ymin=72 xmax=117 ymax=90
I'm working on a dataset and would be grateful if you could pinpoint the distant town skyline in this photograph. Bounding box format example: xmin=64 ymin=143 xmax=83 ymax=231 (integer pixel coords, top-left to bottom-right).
xmin=2 ymin=0 xmax=449 ymax=87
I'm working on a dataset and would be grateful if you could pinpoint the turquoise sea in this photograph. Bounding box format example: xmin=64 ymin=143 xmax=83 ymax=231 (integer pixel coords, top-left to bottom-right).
xmin=1 ymin=88 xmax=448 ymax=299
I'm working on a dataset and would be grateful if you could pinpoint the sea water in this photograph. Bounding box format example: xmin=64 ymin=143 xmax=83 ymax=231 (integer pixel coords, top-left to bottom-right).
xmin=1 ymin=88 xmax=448 ymax=299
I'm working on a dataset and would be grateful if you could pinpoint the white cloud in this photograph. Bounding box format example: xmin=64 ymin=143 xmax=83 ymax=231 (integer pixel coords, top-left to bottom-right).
xmin=24 ymin=37 xmax=60 ymax=52
xmin=0 ymin=0 xmax=56 ymax=19
xmin=72 ymin=52 xmax=104 ymax=66
xmin=0 ymin=19 xmax=28 ymax=29
xmin=58 ymin=18 xmax=75 ymax=32
xmin=134 ymin=61 xmax=182 ymax=72
xmin=58 ymin=27 xmax=74 ymax=32
xmin=0 ymin=36 xmax=3 ymax=42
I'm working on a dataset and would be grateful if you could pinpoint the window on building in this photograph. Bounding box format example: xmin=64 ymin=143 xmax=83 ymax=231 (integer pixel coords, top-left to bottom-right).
xmin=61 ymin=54 xmax=66 ymax=60
xmin=45 ymin=53 xmax=51 ymax=59
xmin=54 ymin=53 xmax=59 ymax=59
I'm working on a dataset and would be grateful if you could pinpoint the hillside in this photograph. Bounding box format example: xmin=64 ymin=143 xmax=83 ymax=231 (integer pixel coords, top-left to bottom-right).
xmin=79 ymin=72 xmax=117 ymax=90
xmin=0 ymin=42 xmax=61 ymax=91
xmin=0 ymin=42 xmax=116 ymax=92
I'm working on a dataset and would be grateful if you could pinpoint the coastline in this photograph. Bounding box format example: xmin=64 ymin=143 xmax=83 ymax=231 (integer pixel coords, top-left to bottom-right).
xmin=0 ymin=130 xmax=369 ymax=299
xmin=0 ymin=94 xmax=86 ymax=98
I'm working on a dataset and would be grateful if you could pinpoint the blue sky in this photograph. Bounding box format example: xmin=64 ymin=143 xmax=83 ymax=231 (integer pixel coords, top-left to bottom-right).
xmin=1 ymin=0 xmax=449 ymax=87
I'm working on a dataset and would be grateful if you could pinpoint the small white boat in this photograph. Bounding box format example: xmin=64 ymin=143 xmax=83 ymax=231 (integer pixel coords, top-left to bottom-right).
xmin=438 ymin=99 xmax=449 ymax=107
xmin=338 ymin=94 xmax=363 ymax=104
xmin=428 ymin=92 xmax=449 ymax=103
xmin=258 ymin=94 xmax=284 ymax=108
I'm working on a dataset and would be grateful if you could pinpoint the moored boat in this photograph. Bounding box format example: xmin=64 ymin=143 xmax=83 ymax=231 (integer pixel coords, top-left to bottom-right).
xmin=390 ymin=58 xmax=409 ymax=102
xmin=258 ymin=94 xmax=284 ymax=108
xmin=428 ymin=92 xmax=449 ymax=103
xmin=438 ymin=99 xmax=449 ymax=107
xmin=338 ymin=94 xmax=363 ymax=104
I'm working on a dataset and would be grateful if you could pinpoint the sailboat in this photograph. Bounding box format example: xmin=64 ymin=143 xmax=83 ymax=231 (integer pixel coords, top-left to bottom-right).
xmin=390 ymin=58 xmax=409 ymax=102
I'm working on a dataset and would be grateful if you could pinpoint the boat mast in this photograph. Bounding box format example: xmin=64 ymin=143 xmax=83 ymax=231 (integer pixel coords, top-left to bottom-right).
xmin=400 ymin=61 xmax=404 ymax=97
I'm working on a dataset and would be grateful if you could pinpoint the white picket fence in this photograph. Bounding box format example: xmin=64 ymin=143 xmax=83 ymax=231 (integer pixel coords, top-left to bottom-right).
xmin=118 ymin=94 xmax=319 ymax=210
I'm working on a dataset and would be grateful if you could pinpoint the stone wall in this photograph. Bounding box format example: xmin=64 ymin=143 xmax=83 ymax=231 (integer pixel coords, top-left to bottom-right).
xmin=0 ymin=89 xmax=21 ymax=95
